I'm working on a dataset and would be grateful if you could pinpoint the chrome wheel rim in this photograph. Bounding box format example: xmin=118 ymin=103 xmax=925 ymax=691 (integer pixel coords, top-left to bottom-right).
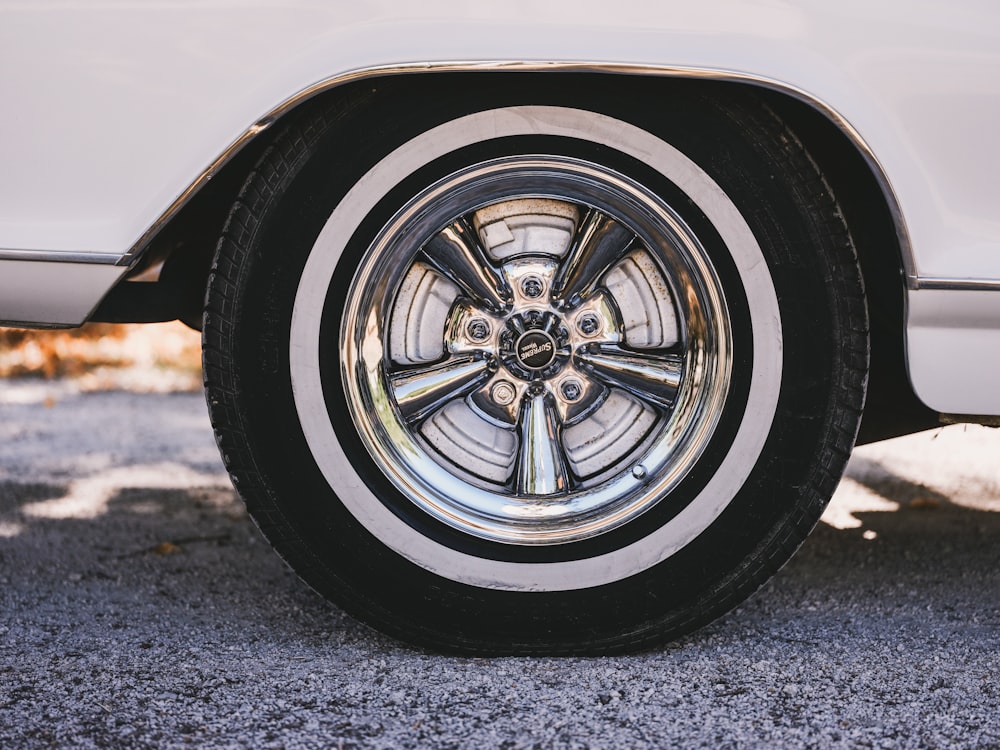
xmin=342 ymin=155 xmax=732 ymax=545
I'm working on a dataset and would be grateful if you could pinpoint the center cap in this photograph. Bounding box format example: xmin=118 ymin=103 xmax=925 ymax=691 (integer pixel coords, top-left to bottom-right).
xmin=499 ymin=310 xmax=569 ymax=381
xmin=515 ymin=331 xmax=557 ymax=370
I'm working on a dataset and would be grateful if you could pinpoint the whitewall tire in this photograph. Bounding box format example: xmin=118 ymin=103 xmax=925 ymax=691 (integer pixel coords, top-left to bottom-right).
xmin=204 ymin=78 xmax=867 ymax=653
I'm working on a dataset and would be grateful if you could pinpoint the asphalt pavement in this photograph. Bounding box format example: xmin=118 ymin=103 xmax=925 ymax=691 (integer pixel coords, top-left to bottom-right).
xmin=1 ymin=382 xmax=998 ymax=748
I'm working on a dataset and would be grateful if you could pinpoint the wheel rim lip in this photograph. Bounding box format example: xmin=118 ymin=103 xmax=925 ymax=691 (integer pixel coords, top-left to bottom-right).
xmin=341 ymin=155 xmax=733 ymax=545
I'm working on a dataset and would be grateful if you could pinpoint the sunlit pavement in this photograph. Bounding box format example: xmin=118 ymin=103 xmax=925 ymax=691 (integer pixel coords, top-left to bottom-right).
xmin=1 ymin=384 xmax=998 ymax=748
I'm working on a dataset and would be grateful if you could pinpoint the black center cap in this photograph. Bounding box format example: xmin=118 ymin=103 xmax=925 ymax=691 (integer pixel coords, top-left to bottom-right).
xmin=516 ymin=331 xmax=557 ymax=370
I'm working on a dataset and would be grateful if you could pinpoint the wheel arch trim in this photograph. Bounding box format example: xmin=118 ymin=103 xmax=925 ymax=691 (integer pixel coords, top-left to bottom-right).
xmin=94 ymin=60 xmax=918 ymax=287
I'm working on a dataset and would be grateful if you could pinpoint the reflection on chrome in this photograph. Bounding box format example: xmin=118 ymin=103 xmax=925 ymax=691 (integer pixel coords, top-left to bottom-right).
xmin=551 ymin=208 xmax=636 ymax=309
xmin=516 ymin=388 xmax=570 ymax=496
xmin=422 ymin=219 xmax=512 ymax=314
xmin=575 ymin=343 xmax=683 ymax=408
xmin=342 ymin=155 xmax=732 ymax=545
xmin=390 ymin=354 xmax=496 ymax=424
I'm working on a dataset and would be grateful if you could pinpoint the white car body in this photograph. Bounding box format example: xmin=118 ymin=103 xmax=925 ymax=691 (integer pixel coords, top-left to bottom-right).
xmin=1 ymin=0 xmax=998 ymax=416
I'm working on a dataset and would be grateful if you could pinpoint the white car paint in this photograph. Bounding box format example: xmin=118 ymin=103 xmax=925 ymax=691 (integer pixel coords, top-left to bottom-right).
xmin=1 ymin=1 xmax=999 ymax=413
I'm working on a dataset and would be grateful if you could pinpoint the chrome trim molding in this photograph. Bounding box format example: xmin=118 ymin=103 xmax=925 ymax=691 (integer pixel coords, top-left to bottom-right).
xmin=912 ymin=276 xmax=1000 ymax=292
xmin=0 ymin=248 xmax=121 ymax=265
xmin=111 ymin=61 xmax=918 ymax=282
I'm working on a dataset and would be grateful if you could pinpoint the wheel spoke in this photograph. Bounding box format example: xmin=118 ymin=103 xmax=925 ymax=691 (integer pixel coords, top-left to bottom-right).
xmin=390 ymin=354 xmax=496 ymax=423
xmin=575 ymin=344 xmax=683 ymax=409
xmin=422 ymin=219 xmax=511 ymax=313
xmin=551 ymin=208 xmax=636 ymax=309
xmin=515 ymin=389 xmax=570 ymax=496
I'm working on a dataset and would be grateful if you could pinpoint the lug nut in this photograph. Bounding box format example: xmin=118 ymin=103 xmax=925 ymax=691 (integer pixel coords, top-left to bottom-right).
xmin=577 ymin=313 xmax=601 ymax=336
xmin=466 ymin=318 xmax=491 ymax=342
xmin=491 ymin=381 xmax=516 ymax=406
xmin=520 ymin=276 xmax=544 ymax=299
xmin=560 ymin=379 xmax=583 ymax=402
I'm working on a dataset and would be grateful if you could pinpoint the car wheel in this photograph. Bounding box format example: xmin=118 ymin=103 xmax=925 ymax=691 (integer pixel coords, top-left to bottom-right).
xmin=204 ymin=81 xmax=867 ymax=653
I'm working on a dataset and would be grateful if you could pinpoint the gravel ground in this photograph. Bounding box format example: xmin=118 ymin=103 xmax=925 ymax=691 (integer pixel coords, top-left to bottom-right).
xmin=1 ymin=382 xmax=998 ymax=748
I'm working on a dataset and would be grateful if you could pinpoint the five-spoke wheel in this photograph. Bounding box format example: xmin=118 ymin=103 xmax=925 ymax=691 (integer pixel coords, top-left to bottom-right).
xmin=342 ymin=157 xmax=730 ymax=545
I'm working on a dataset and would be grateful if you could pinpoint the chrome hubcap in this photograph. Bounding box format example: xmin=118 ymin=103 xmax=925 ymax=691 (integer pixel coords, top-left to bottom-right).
xmin=342 ymin=156 xmax=732 ymax=545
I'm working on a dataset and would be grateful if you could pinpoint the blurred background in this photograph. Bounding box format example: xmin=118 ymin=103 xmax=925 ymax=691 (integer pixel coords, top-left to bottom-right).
xmin=0 ymin=322 xmax=201 ymax=392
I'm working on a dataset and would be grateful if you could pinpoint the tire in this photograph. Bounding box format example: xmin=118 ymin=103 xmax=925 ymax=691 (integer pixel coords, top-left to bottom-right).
xmin=204 ymin=78 xmax=868 ymax=654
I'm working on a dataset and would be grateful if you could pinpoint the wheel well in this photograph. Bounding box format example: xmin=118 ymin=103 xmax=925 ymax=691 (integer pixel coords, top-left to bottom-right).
xmin=92 ymin=71 xmax=937 ymax=440
xmin=755 ymin=90 xmax=938 ymax=442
